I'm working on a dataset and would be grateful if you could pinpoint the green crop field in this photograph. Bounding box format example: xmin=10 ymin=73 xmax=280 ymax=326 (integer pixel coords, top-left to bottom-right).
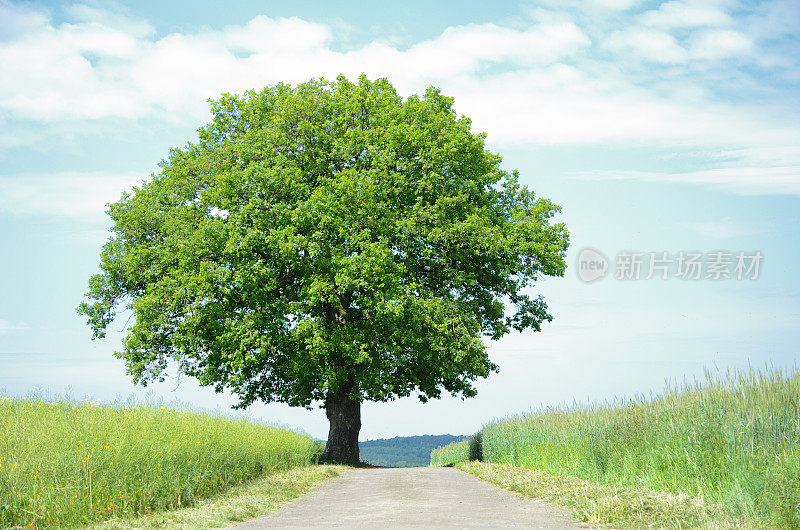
xmin=432 ymin=367 xmax=800 ymax=528
xmin=0 ymin=395 xmax=322 ymax=528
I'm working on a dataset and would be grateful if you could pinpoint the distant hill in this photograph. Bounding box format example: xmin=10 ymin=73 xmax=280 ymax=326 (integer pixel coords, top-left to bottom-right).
xmin=359 ymin=434 xmax=468 ymax=467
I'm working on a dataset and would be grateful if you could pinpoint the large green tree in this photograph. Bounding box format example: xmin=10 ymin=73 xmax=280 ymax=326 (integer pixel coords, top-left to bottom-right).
xmin=79 ymin=75 xmax=569 ymax=463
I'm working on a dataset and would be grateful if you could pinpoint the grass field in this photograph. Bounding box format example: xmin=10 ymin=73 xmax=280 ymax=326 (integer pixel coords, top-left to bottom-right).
xmin=88 ymin=464 xmax=346 ymax=529
xmin=0 ymin=395 xmax=322 ymax=528
xmin=431 ymin=367 xmax=800 ymax=528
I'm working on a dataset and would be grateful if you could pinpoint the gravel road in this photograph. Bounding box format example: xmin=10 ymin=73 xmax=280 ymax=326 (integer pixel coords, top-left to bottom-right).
xmin=232 ymin=466 xmax=582 ymax=529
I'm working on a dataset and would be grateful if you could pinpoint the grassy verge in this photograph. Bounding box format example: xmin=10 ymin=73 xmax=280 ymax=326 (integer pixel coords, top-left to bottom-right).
xmin=432 ymin=367 xmax=800 ymax=528
xmin=0 ymin=395 xmax=323 ymax=528
xmin=430 ymin=439 xmax=472 ymax=466
xmin=88 ymin=465 xmax=346 ymax=529
xmin=459 ymin=461 xmax=748 ymax=528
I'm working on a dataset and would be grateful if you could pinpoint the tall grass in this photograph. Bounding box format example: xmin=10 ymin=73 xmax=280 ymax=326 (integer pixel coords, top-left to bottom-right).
xmin=0 ymin=395 xmax=322 ymax=528
xmin=433 ymin=367 xmax=800 ymax=528
xmin=430 ymin=434 xmax=480 ymax=466
xmin=430 ymin=439 xmax=470 ymax=466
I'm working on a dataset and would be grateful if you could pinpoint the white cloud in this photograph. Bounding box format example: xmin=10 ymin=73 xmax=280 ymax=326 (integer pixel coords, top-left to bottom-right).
xmin=722 ymin=146 xmax=800 ymax=167
xmin=689 ymin=29 xmax=753 ymax=60
xmin=608 ymin=28 xmax=689 ymax=63
xmin=404 ymin=22 xmax=590 ymax=74
xmin=0 ymin=2 xmax=798 ymax=196
xmin=0 ymin=172 xmax=144 ymax=216
xmin=222 ymin=15 xmax=332 ymax=53
xmin=62 ymin=4 xmax=155 ymax=39
xmin=444 ymin=67 xmax=800 ymax=148
xmin=448 ymin=68 xmax=698 ymax=144
xmin=638 ymin=1 xmax=733 ymax=29
xmin=607 ymin=24 xmax=752 ymax=64
xmin=590 ymin=0 xmax=641 ymax=10
xmin=572 ymin=165 xmax=800 ymax=196
xmin=0 ymin=11 xmax=148 ymax=120
xmin=0 ymin=3 xmax=785 ymax=142
xmin=571 ymin=143 xmax=800 ymax=196
xmin=532 ymin=0 xmax=642 ymax=12
xmin=747 ymin=0 xmax=800 ymax=40
xmin=608 ymin=2 xmax=754 ymax=64
xmin=0 ymin=1 xmax=49 ymax=41
xmin=0 ymin=319 xmax=29 ymax=335
xmin=685 ymin=218 xmax=761 ymax=238
xmin=0 ymin=7 xmax=589 ymax=122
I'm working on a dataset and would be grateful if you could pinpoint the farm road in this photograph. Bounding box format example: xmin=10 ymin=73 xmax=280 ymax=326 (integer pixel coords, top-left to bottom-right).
xmin=232 ymin=466 xmax=582 ymax=529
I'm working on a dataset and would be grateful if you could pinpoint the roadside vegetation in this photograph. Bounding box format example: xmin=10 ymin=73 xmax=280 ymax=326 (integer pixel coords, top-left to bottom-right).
xmin=88 ymin=465 xmax=345 ymax=529
xmin=359 ymin=434 xmax=466 ymax=467
xmin=432 ymin=366 xmax=800 ymax=528
xmin=0 ymin=395 xmax=323 ymax=528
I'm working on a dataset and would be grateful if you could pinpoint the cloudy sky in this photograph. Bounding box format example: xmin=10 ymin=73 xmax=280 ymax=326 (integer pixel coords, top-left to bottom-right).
xmin=1 ymin=0 xmax=798 ymax=439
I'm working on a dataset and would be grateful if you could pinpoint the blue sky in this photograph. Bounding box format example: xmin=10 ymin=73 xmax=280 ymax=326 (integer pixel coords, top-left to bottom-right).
xmin=1 ymin=0 xmax=798 ymax=439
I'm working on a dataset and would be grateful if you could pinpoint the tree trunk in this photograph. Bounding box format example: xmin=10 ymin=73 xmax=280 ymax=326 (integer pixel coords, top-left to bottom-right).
xmin=322 ymin=386 xmax=361 ymax=464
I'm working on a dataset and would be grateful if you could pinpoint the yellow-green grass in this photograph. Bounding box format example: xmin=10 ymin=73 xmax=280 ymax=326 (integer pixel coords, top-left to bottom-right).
xmin=88 ymin=464 xmax=346 ymax=529
xmin=430 ymin=439 xmax=471 ymax=466
xmin=0 ymin=395 xmax=322 ymax=528
xmin=460 ymin=461 xmax=746 ymax=529
xmin=432 ymin=367 xmax=800 ymax=528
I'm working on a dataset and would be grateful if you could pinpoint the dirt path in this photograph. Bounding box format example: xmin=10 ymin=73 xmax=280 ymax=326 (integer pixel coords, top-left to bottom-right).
xmin=232 ymin=466 xmax=581 ymax=529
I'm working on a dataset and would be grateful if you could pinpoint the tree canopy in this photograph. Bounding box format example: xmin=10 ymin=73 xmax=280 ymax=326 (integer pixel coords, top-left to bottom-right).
xmin=79 ymin=74 xmax=568 ymax=460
